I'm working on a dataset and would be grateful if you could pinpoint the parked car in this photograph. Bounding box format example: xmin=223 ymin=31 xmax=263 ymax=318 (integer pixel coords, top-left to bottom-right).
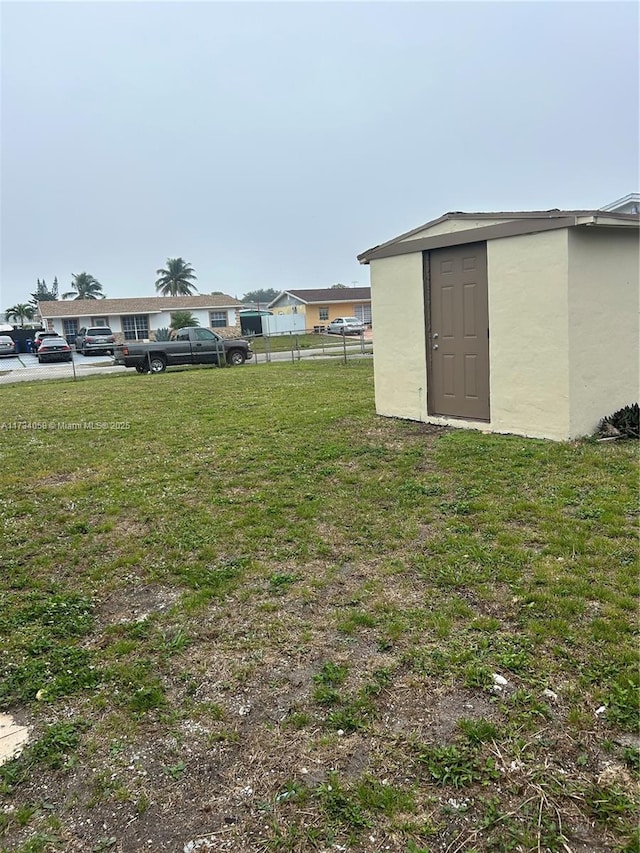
xmin=37 ymin=337 xmax=73 ymax=363
xmin=114 ymin=327 xmax=253 ymax=373
xmin=75 ymin=327 xmax=116 ymax=355
xmin=0 ymin=335 xmax=17 ymax=357
xmin=326 ymin=317 xmax=366 ymax=335
xmin=34 ymin=330 xmax=63 ymax=350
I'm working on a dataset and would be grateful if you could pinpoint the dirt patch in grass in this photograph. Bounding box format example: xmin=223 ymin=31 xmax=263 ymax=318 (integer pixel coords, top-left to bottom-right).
xmin=386 ymin=682 xmax=499 ymax=739
xmin=94 ymin=583 xmax=182 ymax=628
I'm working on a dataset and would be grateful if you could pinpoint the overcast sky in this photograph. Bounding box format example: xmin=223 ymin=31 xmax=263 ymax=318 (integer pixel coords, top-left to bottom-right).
xmin=1 ymin=1 xmax=638 ymax=308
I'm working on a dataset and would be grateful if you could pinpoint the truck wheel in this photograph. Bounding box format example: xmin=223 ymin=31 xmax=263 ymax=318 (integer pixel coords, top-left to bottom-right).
xmin=135 ymin=363 xmax=149 ymax=374
xmin=148 ymin=355 xmax=167 ymax=373
xmin=227 ymin=349 xmax=246 ymax=366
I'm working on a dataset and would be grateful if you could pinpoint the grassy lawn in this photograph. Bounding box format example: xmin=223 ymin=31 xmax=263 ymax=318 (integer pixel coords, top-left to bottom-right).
xmin=0 ymin=360 xmax=637 ymax=853
xmin=248 ymin=332 xmax=370 ymax=354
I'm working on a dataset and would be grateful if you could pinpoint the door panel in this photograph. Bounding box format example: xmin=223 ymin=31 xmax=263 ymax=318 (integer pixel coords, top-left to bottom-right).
xmin=427 ymin=242 xmax=490 ymax=420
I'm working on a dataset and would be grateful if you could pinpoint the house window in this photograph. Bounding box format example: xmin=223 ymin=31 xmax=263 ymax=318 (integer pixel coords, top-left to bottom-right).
xmin=121 ymin=315 xmax=149 ymax=340
xmin=63 ymin=319 xmax=78 ymax=340
xmin=354 ymin=304 xmax=372 ymax=326
xmin=91 ymin=317 xmax=108 ymax=327
xmin=318 ymin=307 xmax=329 ymax=321
xmin=209 ymin=311 xmax=227 ymax=328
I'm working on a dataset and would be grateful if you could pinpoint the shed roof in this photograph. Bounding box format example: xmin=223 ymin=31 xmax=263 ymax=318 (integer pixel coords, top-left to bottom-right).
xmin=358 ymin=210 xmax=640 ymax=263
xmin=38 ymin=294 xmax=241 ymax=318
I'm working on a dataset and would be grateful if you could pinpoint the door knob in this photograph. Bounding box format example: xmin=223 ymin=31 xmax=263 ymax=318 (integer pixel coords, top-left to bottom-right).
xmin=433 ymin=344 xmax=439 ymax=350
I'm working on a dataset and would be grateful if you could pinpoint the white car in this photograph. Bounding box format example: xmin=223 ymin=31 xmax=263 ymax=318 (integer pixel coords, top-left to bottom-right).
xmin=326 ymin=317 xmax=366 ymax=335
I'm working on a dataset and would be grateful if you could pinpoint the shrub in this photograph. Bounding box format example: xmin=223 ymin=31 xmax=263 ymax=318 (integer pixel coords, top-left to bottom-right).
xmin=599 ymin=404 xmax=639 ymax=440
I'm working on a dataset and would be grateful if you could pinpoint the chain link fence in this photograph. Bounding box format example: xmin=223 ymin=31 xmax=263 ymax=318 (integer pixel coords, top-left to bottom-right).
xmin=246 ymin=328 xmax=373 ymax=365
xmin=0 ymin=330 xmax=373 ymax=385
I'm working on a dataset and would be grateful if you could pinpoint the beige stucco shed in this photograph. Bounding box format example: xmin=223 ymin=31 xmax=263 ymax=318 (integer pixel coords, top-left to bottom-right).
xmin=358 ymin=210 xmax=639 ymax=441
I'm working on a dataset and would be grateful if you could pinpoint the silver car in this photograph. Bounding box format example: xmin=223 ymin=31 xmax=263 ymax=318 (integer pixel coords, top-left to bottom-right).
xmin=326 ymin=317 xmax=366 ymax=335
xmin=0 ymin=335 xmax=17 ymax=357
xmin=75 ymin=327 xmax=116 ymax=355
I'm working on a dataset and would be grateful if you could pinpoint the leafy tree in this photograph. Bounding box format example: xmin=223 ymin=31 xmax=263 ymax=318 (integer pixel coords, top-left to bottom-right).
xmin=330 ymin=283 xmax=348 ymax=289
xmin=5 ymin=303 xmax=36 ymax=326
xmin=30 ymin=277 xmax=59 ymax=305
xmin=241 ymin=288 xmax=279 ymax=305
xmin=155 ymin=258 xmax=198 ymax=296
xmin=62 ymin=273 xmax=105 ymax=300
xmin=169 ymin=311 xmax=199 ymax=330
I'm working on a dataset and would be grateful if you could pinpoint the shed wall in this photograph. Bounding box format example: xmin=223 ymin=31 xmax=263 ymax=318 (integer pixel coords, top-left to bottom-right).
xmin=370 ymin=253 xmax=427 ymax=420
xmin=567 ymin=228 xmax=640 ymax=437
xmin=486 ymin=229 xmax=570 ymax=440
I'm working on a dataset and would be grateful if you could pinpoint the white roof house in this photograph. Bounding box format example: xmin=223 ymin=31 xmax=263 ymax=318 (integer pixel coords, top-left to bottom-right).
xmin=37 ymin=294 xmax=243 ymax=340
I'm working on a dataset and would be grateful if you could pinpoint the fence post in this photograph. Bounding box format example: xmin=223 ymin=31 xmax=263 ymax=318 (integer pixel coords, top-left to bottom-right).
xmin=217 ymin=337 xmax=227 ymax=367
xmin=71 ymin=351 xmax=77 ymax=381
xmin=342 ymin=330 xmax=347 ymax=364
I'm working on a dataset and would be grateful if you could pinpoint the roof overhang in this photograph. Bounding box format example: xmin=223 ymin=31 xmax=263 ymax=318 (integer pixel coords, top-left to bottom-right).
xmin=358 ymin=212 xmax=640 ymax=264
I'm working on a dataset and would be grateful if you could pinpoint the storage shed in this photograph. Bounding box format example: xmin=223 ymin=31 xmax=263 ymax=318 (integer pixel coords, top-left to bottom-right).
xmin=358 ymin=210 xmax=639 ymax=441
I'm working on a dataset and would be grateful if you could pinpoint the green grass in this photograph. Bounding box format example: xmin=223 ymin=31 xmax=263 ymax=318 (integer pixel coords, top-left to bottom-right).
xmin=248 ymin=331 xmax=369 ymax=354
xmin=0 ymin=360 xmax=637 ymax=852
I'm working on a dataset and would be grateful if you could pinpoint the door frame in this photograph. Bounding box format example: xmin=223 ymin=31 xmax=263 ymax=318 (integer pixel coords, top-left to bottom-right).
xmin=423 ymin=243 xmax=490 ymax=421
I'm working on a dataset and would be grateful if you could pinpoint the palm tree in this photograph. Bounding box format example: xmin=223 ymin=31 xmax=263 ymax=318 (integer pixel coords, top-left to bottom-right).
xmin=169 ymin=311 xmax=199 ymax=331
xmin=155 ymin=258 xmax=198 ymax=296
xmin=5 ymin=303 xmax=36 ymax=326
xmin=62 ymin=273 xmax=105 ymax=300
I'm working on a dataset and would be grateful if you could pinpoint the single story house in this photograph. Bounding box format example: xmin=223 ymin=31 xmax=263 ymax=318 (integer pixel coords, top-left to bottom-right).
xmin=267 ymin=288 xmax=372 ymax=331
xmin=358 ymin=209 xmax=639 ymax=441
xmin=37 ymin=295 xmax=243 ymax=342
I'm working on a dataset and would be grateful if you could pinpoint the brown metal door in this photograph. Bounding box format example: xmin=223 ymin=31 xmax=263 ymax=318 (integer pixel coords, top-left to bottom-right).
xmin=427 ymin=242 xmax=490 ymax=421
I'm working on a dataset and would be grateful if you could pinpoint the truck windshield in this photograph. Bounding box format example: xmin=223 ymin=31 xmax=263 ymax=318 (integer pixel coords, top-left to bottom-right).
xmin=193 ymin=329 xmax=218 ymax=341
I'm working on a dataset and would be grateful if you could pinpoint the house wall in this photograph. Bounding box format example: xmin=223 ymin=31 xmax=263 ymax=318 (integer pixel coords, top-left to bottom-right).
xmin=270 ymin=294 xmax=304 ymax=312
xmin=44 ymin=309 xmax=240 ymax=342
xmin=370 ymin=253 xmax=427 ymax=420
xmin=304 ymin=303 xmax=372 ymax=330
xmin=567 ymin=227 xmax=640 ymax=437
xmin=270 ymin=301 xmax=372 ymax=331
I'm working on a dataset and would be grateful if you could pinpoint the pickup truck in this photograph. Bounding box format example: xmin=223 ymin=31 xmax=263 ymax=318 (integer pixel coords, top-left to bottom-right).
xmin=114 ymin=327 xmax=253 ymax=373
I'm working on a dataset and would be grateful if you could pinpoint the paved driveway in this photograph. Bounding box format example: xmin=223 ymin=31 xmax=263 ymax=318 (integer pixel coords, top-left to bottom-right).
xmin=0 ymin=353 xmax=128 ymax=385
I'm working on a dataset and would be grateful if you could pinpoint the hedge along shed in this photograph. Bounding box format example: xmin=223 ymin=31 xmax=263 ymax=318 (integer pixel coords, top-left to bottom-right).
xmin=358 ymin=210 xmax=639 ymax=441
